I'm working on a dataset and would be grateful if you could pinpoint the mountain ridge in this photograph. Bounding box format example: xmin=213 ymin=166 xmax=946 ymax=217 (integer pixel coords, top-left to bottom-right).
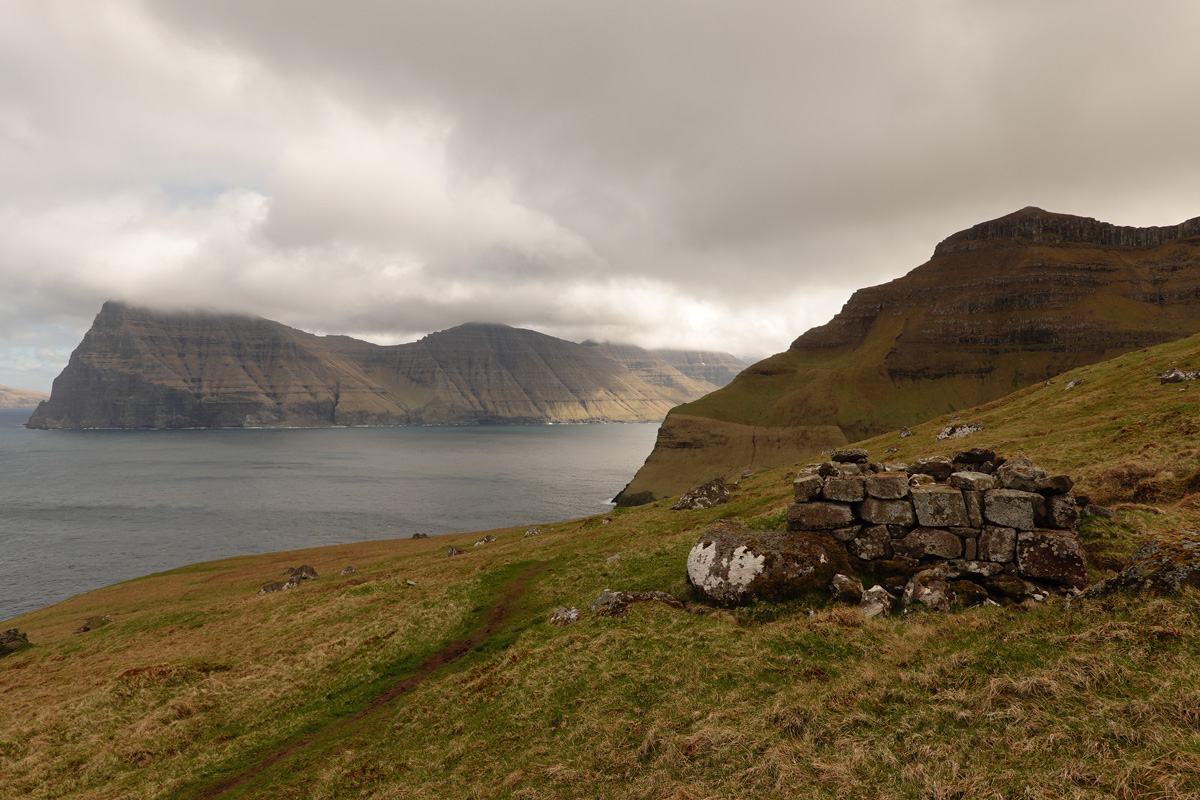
xmin=617 ymin=206 xmax=1200 ymax=503
xmin=27 ymin=303 xmax=745 ymax=429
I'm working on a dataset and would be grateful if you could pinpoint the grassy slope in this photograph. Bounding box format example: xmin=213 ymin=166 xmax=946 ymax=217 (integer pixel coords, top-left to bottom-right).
xmin=6 ymin=336 xmax=1200 ymax=798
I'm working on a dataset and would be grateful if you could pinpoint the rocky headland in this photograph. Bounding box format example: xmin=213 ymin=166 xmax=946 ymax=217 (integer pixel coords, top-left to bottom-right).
xmin=27 ymin=303 xmax=745 ymax=429
xmin=618 ymin=206 xmax=1200 ymax=503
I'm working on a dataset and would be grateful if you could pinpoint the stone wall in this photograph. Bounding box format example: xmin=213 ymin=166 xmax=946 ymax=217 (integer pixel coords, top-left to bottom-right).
xmin=787 ymin=448 xmax=1087 ymax=590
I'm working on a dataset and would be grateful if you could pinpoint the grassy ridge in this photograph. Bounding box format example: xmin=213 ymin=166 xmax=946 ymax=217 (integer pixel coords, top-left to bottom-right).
xmin=5 ymin=335 xmax=1200 ymax=797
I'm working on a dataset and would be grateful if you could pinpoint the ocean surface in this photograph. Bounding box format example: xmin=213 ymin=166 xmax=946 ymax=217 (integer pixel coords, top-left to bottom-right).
xmin=0 ymin=409 xmax=660 ymax=622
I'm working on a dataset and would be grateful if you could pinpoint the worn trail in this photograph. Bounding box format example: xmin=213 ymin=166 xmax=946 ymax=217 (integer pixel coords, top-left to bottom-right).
xmin=196 ymin=561 xmax=546 ymax=799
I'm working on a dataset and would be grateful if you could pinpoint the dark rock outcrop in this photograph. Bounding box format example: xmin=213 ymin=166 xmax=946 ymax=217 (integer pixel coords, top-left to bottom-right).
xmin=1 ymin=629 xmax=30 ymax=655
xmin=1082 ymin=529 xmax=1200 ymax=596
xmin=672 ymin=477 xmax=730 ymax=510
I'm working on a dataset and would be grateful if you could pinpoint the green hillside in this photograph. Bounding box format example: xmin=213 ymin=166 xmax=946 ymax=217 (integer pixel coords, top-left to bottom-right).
xmin=5 ymin=334 xmax=1200 ymax=798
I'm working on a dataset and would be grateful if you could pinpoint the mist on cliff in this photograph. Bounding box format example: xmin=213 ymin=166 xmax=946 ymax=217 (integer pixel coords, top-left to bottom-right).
xmin=3 ymin=1 xmax=1200 ymax=391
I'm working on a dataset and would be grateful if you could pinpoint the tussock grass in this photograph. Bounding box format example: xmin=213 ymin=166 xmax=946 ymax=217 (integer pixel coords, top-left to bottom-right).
xmin=6 ymin=334 xmax=1200 ymax=797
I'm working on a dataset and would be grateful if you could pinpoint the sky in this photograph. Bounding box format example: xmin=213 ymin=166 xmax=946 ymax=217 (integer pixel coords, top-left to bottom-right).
xmin=4 ymin=1 xmax=1200 ymax=392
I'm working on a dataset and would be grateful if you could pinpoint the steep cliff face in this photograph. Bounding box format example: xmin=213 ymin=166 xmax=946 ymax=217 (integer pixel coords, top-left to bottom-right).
xmin=0 ymin=385 xmax=49 ymax=409
xmin=27 ymin=305 xmax=741 ymax=429
xmin=617 ymin=207 xmax=1200 ymax=503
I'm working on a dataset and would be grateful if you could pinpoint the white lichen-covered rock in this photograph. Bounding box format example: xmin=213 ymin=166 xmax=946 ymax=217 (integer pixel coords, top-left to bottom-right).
xmin=901 ymin=572 xmax=952 ymax=613
xmin=548 ymin=607 xmax=580 ymax=627
xmin=673 ymin=477 xmax=731 ymax=510
xmin=860 ymin=585 xmax=896 ymax=618
xmin=687 ymin=520 xmax=850 ymax=607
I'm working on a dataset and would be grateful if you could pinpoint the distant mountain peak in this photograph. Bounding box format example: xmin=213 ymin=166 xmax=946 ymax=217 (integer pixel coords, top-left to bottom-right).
xmin=934 ymin=207 xmax=1200 ymax=256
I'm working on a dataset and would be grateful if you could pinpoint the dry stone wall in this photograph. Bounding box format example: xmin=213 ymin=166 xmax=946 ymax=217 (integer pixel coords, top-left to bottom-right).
xmin=788 ymin=448 xmax=1087 ymax=590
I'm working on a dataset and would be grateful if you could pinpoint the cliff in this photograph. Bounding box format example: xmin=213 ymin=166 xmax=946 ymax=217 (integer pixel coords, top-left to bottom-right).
xmin=617 ymin=206 xmax=1200 ymax=503
xmin=0 ymin=385 xmax=49 ymax=409
xmin=27 ymin=304 xmax=741 ymax=429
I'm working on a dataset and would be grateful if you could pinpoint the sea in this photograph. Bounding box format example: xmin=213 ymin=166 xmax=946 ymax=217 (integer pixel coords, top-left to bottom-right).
xmin=0 ymin=408 xmax=660 ymax=622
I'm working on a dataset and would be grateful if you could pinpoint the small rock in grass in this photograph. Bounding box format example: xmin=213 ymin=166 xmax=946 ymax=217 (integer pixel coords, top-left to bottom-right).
xmin=548 ymin=607 xmax=580 ymax=627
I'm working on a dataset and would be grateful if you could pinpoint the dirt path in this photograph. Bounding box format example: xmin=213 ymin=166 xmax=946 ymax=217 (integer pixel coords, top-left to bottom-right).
xmin=196 ymin=561 xmax=547 ymax=799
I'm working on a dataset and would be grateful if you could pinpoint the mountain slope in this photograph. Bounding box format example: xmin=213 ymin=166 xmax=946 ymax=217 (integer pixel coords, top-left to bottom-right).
xmin=26 ymin=303 xmax=741 ymax=429
xmin=6 ymin=331 xmax=1200 ymax=799
xmin=617 ymin=206 xmax=1200 ymax=503
xmin=0 ymin=384 xmax=48 ymax=409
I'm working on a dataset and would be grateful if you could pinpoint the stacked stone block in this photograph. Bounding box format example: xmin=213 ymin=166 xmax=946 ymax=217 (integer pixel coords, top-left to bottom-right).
xmin=787 ymin=448 xmax=1086 ymax=590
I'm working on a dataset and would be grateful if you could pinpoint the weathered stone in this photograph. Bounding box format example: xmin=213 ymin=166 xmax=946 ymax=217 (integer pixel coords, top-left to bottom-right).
xmin=76 ymin=615 xmax=112 ymax=634
xmin=984 ymin=489 xmax=1038 ymax=530
xmin=949 ymin=471 xmax=996 ymax=492
xmin=964 ymin=538 xmax=976 ymax=560
xmin=1 ymin=629 xmax=30 ymax=654
xmin=340 ymin=566 xmax=356 ymax=575
xmin=887 ymin=525 xmax=911 ymax=539
xmin=1035 ymin=474 xmax=1075 ymax=495
xmin=687 ymin=520 xmax=850 ymax=606
xmin=898 ymin=426 xmax=913 ymax=438
xmin=882 ymin=462 xmax=909 ymax=473
xmin=1081 ymin=529 xmax=1200 ymax=596
xmin=411 ymin=532 xmax=429 ymax=539
xmin=860 ymin=585 xmax=896 ymax=618
xmin=936 ymin=421 xmax=984 ymax=442
xmin=258 ymin=577 xmax=303 ymax=594
xmin=964 ymin=490 xmax=984 ymax=528
xmin=285 ymin=565 xmax=317 ymax=579
xmin=474 ymin=535 xmax=496 ymax=546
xmin=822 ymin=475 xmax=866 ymax=502
xmin=1081 ymin=504 xmax=1116 ymax=519
xmin=606 ymin=554 xmax=621 ymax=564
xmin=829 ymin=525 xmax=861 ymax=543
xmin=865 ymin=471 xmax=909 ymax=500
xmin=816 ymin=462 xmax=840 ymax=477
xmin=894 ymin=527 xmax=964 ymax=560
xmin=830 ymin=573 xmax=864 ymax=604
xmin=939 ymin=559 xmax=1004 ymax=578
xmin=590 ymin=589 xmax=685 ymax=616
xmin=831 ymin=448 xmax=870 ymax=463
xmin=996 ymin=461 xmax=1047 ymax=492
xmin=523 ymin=527 xmax=542 ymax=538
xmin=911 ymin=486 xmax=970 ymax=527
xmin=787 ymin=501 xmax=856 ymax=531
xmin=847 ymin=525 xmax=892 ymax=561
xmin=1046 ymin=494 xmax=1079 ymax=530
xmin=673 ymin=477 xmax=730 ymax=510
xmin=837 ymin=463 xmax=863 ymax=476
xmin=978 ymin=526 xmax=1017 ymax=562
xmin=908 ymin=456 xmax=954 ymax=481
xmin=793 ymin=473 xmax=824 ymax=502
xmin=1016 ymin=530 xmax=1087 ymax=588
xmin=445 ymin=545 xmax=466 ymax=557
xmin=952 ymin=448 xmax=996 ymax=466
xmin=548 ymin=607 xmax=580 ymax=627
xmin=947 ymin=580 xmax=990 ymax=608
xmin=858 ymin=497 xmax=916 ymax=526
xmin=909 ymin=474 xmax=936 ymax=487
xmin=901 ymin=572 xmax=951 ymax=613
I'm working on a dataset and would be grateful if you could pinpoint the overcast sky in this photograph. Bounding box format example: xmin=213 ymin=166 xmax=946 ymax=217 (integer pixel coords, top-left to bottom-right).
xmin=4 ymin=1 xmax=1200 ymax=392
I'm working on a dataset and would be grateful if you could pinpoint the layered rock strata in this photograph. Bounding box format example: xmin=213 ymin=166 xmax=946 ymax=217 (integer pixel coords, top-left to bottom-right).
xmin=619 ymin=207 xmax=1200 ymax=502
xmin=28 ymin=302 xmax=743 ymax=429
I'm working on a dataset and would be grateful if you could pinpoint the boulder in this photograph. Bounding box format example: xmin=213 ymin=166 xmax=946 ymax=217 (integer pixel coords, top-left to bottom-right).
xmin=1045 ymin=494 xmax=1079 ymax=530
xmin=982 ymin=575 xmax=1040 ymax=602
xmin=830 ymin=448 xmax=870 ymax=463
xmin=445 ymin=545 xmax=466 ymax=557
xmin=829 ymin=525 xmax=862 ymax=543
xmin=590 ymin=589 xmax=685 ymax=616
xmin=787 ymin=501 xmax=856 ymax=531
xmin=285 ymin=565 xmax=317 ymax=579
xmin=1 ymin=628 xmax=30 ymax=654
xmin=996 ymin=460 xmax=1047 ymax=492
xmin=894 ymin=527 xmax=963 ymax=560
xmin=474 ymin=535 xmax=496 ymax=546
xmin=901 ymin=572 xmax=951 ymax=613
xmin=908 ymin=456 xmax=954 ymax=481
xmin=847 ymin=525 xmax=892 ymax=561
xmin=411 ymin=532 xmax=430 ymax=539
xmin=911 ymin=485 xmax=970 ymax=527
xmin=858 ymin=497 xmax=916 ymax=526
xmin=1082 ymin=529 xmax=1200 ymax=596
xmin=523 ymin=527 xmax=542 ymax=538
xmin=258 ymin=578 xmax=303 ymax=594
xmin=673 ymin=477 xmax=730 ymax=510
xmin=822 ymin=476 xmax=865 ymax=502
xmin=936 ymin=421 xmax=984 ymax=442
xmin=548 ymin=607 xmax=580 ymax=627
xmin=984 ymin=489 xmax=1038 ymax=530
xmin=793 ymin=473 xmax=824 ymax=502
xmin=340 ymin=566 xmax=356 ymax=575
xmin=830 ymin=573 xmax=864 ymax=604
xmin=1035 ymin=474 xmax=1075 ymax=495
xmin=947 ymin=579 xmax=990 ymax=608
xmin=952 ymin=448 xmax=996 ymax=466
xmin=1016 ymin=530 xmax=1087 ymax=588
xmin=865 ymin=472 xmax=909 ymax=500
xmin=860 ymin=586 xmax=896 ymax=618
xmin=687 ymin=520 xmax=850 ymax=606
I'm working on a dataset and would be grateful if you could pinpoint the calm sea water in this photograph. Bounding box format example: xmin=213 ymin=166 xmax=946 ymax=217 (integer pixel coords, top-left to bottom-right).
xmin=0 ymin=409 xmax=659 ymax=622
